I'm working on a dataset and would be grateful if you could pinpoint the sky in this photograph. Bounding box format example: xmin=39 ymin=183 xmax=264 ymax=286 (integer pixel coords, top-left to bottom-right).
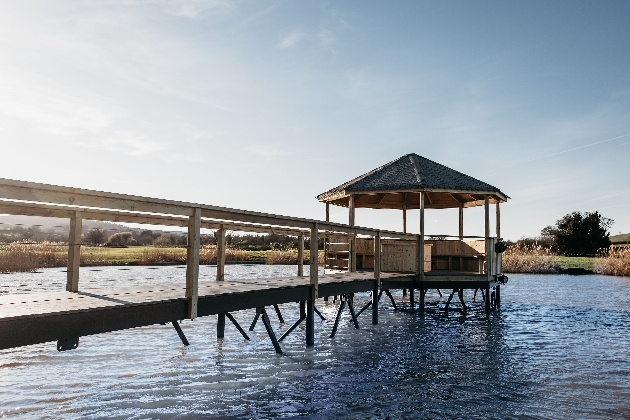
xmin=0 ymin=0 xmax=629 ymax=240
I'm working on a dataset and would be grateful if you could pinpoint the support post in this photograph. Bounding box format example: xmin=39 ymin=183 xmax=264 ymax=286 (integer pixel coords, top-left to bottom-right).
xmin=418 ymin=192 xmax=425 ymax=312
xmin=297 ymin=232 xmax=304 ymax=277
xmin=459 ymin=203 xmax=464 ymax=270
xmin=350 ymin=235 xmax=357 ymax=272
xmin=348 ymin=195 xmax=356 ymax=272
xmin=66 ymin=211 xmax=82 ymax=292
xmin=372 ymin=230 xmax=381 ymax=324
xmin=348 ymin=195 xmax=355 ymax=227
xmin=496 ymin=202 xmax=501 ymax=239
xmin=217 ymin=314 xmax=225 ymax=338
xmin=186 ymin=208 xmax=201 ymax=320
xmin=216 ymin=224 xmax=226 ymax=282
xmin=485 ymin=196 xmax=490 ymax=280
xmin=402 ymin=206 xmax=407 ymax=234
xmin=306 ymin=223 xmax=318 ymax=347
xmin=459 ymin=203 xmax=464 ymax=240
xmin=326 ymin=203 xmax=330 ymax=222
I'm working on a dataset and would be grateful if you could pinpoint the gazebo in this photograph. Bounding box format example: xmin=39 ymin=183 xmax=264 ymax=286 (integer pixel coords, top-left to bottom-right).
xmin=317 ymin=153 xmax=509 ymax=275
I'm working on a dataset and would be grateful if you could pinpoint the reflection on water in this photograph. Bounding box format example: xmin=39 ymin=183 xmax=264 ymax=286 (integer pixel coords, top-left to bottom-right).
xmin=2 ymin=267 xmax=630 ymax=418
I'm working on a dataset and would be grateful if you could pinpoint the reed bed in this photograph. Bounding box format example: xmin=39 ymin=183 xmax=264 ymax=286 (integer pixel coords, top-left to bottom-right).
xmin=594 ymin=247 xmax=630 ymax=277
xmin=502 ymin=244 xmax=561 ymax=274
xmin=0 ymin=242 xmax=109 ymax=273
xmin=265 ymin=250 xmax=324 ymax=265
xmin=139 ymin=246 xmax=251 ymax=265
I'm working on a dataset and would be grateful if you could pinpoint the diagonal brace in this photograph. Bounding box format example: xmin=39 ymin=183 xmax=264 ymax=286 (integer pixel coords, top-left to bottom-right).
xmin=172 ymin=320 xmax=189 ymax=346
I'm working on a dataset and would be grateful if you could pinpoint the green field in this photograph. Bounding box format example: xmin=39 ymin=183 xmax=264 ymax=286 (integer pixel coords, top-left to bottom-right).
xmin=556 ymin=256 xmax=597 ymax=271
xmin=81 ymin=246 xmax=281 ymax=265
xmin=75 ymin=247 xmax=606 ymax=271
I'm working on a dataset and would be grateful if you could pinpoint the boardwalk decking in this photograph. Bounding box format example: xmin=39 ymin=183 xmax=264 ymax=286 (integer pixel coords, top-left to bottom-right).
xmin=0 ymin=272 xmax=415 ymax=351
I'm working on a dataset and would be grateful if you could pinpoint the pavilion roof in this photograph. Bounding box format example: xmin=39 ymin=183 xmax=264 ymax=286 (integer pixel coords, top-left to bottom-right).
xmin=316 ymin=153 xmax=508 ymax=209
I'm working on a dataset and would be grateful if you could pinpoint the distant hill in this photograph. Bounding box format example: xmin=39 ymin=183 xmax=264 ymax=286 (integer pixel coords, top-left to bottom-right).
xmin=610 ymin=233 xmax=630 ymax=244
xmin=0 ymin=215 xmax=128 ymax=232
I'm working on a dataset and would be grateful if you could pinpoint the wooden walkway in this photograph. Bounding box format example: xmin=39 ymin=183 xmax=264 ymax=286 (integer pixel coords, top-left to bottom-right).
xmin=0 ymin=272 xmax=418 ymax=351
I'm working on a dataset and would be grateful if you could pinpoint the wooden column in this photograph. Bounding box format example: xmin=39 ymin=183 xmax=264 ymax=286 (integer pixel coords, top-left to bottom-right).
xmin=418 ymin=192 xmax=425 ymax=311
xmin=372 ymin=230 xmax=381 ymax=325
xmin=348 ymin=195 xmax=355 ymax=226
xmin=325 ymin=203 xmax=330 ymax=222
xmin=459 ymin=203 xmax=464 ymax=270
xmin=496 ymin=202 xmax=501 ymax=239
xmin=297 ymin=232 xmax=304 ymax=277
xmin=186 ymin=208 xmax=201 ymax=320
xmin=459 ymin=203 xmax=464 ymax=240
xmin=216 ymin=224 xmax=226 ymax=281
xmin=65 ymin=211 xmax=82 ymax=292
xmin=484 ymin=196 xmax=490 ymax=279
xmin=348 ymin=195 xmax=356 ymax=272
xmin=306 ymin=223 xmax=318 ymax=346
xmin=402 ymin=206 xmax=407 ymax=234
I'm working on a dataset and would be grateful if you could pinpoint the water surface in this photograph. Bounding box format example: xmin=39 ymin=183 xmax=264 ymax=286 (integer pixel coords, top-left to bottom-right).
xmin=1 ymin=267 xmax=630 ymax=419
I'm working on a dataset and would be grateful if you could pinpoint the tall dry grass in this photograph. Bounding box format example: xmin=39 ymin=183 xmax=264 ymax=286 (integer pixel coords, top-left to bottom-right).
xmin=265 ymin=250 xmax=324 ymax=265
xmin=139 ymin=245 xmax=250 ymax=265
xmin=594 ymin=247 xmax=630 ymax=277
xmin=0 ymin=242 xmax=111 ymax=273
xmin=501 ymin=244 xmax=561 ymax=274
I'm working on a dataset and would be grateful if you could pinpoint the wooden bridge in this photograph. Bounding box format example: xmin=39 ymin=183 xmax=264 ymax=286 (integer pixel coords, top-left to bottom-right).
xmin=0 ymin=155 xmax=508 ymax=354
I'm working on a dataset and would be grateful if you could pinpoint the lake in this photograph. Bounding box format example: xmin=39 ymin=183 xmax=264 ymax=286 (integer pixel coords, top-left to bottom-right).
xmin=1 ymin=266 xmax=630 ymax=419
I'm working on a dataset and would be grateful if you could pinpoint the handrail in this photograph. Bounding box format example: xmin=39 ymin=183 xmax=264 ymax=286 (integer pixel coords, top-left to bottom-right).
xmin=0 ymin=178 xmax=416 ymax=239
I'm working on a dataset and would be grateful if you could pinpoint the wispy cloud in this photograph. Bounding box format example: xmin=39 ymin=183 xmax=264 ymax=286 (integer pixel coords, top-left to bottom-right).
xmin=278 ymin=31 xmax=305 ymax=49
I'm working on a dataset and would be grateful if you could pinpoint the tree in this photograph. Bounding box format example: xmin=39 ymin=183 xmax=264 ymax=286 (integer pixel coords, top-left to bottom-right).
xmin=106 ymin=232 xmax=137 ymax=247
xmin=86 ymin=228 xmax=105 ymax=246
xmin=153 ymin=234 xmax=173 ymax=247
xmin=541 ymin=211 xmax=613 ymax=256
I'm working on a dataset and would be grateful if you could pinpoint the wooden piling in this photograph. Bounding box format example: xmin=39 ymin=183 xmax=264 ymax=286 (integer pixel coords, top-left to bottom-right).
xmin=65 ymin=211 xmax=82 ymax=292
xmin=372 ymin=230 xmax=381 ymax=324
xmin=217 ymin=313 xmax=225 ymax=338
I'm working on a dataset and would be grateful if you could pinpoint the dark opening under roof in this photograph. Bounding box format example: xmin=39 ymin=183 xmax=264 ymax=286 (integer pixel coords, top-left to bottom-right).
xmin=316 ymin=153 xmax=509 ymax=209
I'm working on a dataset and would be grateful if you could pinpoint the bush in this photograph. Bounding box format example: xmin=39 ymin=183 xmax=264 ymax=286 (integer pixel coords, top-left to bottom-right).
xmin=153 ymin=234 xmax=173 ymax=248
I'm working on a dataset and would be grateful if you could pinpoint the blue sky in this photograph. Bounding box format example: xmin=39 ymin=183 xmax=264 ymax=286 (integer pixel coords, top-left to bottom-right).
xmin=0 ymin=1 xmax=629 ymax=240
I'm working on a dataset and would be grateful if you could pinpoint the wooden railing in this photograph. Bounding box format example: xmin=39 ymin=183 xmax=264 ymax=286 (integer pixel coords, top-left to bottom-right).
xmin=0 ymin=178 xmax=417 ymax=321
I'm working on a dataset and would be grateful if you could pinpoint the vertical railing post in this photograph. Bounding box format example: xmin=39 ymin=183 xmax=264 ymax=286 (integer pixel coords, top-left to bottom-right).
xmin=306 ymin=223 xmax=318 ymax=347
xmin=372 ymin=230 xmax=381 ymax=324
xmin=216 ymin=223 xmax=226 ymax=337
xmin=66 ymin=211 xmax=82 ymax=292
xmin=216 ymin=224 xmax=226 ymax=282
xmin=297 ymin=232 xmax=304 ymax=277
xmin=186 ymin=208 xmax=201 ymax=320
